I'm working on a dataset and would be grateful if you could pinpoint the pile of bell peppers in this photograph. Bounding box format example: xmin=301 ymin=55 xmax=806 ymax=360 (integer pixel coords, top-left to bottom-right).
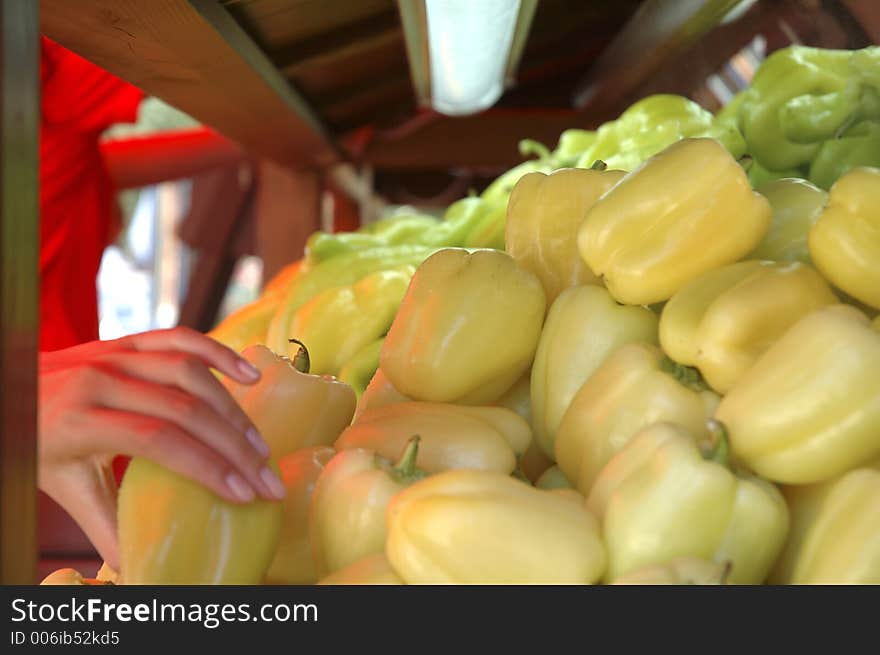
xmin=43 ymin=44 xmax=880 ymax=587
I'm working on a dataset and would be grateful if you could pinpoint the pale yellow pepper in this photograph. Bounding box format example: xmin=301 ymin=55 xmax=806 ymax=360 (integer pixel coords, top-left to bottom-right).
xmin=555 ymin=342 xmax=719 ymax=496
xmin=587 ymin=422 xmax=789 ymax=584
xmin=285 ymin=267 xmax=413 ymax=375
xmin=535 ymin=465 xmax=573 ymax=490
xmin=577 ymin=138 xmax=771 ymax=305
xmin=309 ymin=438 xmax=424 ymax=577
xmin=264 ymin=446 xmax=335 ymax=585
xmin=751 ymin=178 xmax=828 ymax=263
xmin=771 ymin=458 xmax=880 ymax=584
xmin=386 ymin=469 xmax=606 ymax=584
xmin=380 ymin=248 xmax=546 ymax=404
xmin=336 ymin=402 xmax=530 ymax=475
xmin=505 ymin=166 xmax=624 ymax=303
xmin=354 ymin=367 xmax=411 ymax=421
xmin=531 ymin=285 xmax=658 ymax=458
xmin=808 ymin=166 xmax=880 ymax=309
xmin=317 ymin=553 xmax=404 ymax=585
xmin=659 ymin=260 xmax=837 ymax=393
xmin=716 ymin=304 xmax=880 ymax=484
xmin=784 ymin=467 xmax=880 ymax=584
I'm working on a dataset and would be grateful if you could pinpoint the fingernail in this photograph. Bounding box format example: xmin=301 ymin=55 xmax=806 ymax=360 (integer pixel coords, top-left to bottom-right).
xmin=245 ymin=427 xmax=271 ymax=458
xmin=260 ymin=466 xmax=287 ymax=500
xmin=237 ymin=359 xmax=260 ymax=381
xmin=225 ymin=471 xmax=256 ymax=503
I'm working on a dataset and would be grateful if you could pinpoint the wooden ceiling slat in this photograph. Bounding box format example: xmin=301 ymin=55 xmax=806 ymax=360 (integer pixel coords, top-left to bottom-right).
xmin=40 ymin=0 xmax=342 ymax=168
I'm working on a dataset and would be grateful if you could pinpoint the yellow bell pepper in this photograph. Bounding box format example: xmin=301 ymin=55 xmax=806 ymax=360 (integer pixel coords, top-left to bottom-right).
xmin=264 ymin=446 xmax=335 ymax=585
xmin=380 ymin=248 xmax=546 ymax=405
xmin=385 ymin=469 xmax=606 ymax=584
xmin=716 ymin=304 xmax=880 ymax=484
xmin=577 ymin=138 xmax=771 ymax=305
xmin=505 ymin=166 xmax=625 ymax=303
xmin=223 ymin=344 xmax=356 ymax=461
xmin=808 ymin=166 xmax=880 ymax=309
xmin=310 ymin=437 xmax=424 ymax=577
xmin=317 ymin=553 xmax=404 ymax=585
xmin=659 ymin=260 xmax=837 ymax=393
xmin=337 ymin=338 xmax=384 ymax=401
xmin=586 ymin=421 xmax=789 ymax=584
xmin=770 ymin=458 xmax=880 ymax=584
xmin=355 ymin=367 xmax=411 ymax=420
xmin=555 ymin=342 xmax=720 ymax=496
xmin=611 ymin=557 xmax=730 ymax=585
xmin=118 ymin=457 xmax=283 ymax=584
xmin=284 ymin=267 xmax=413 ymax=376
xmin=531 ymin=285 xmax=658 ymax=458
xmin=493 ymin=372 xmax=552 ymax=481
xmin=336 ymin=402 xmax=530 ymax=475
xmin=779 ymin=467 xmax=880 ymax=584
xmin=535 ymin=465 xmax=572 ymax=490
xmin=751 ymin=178 xmax=828 ymax=263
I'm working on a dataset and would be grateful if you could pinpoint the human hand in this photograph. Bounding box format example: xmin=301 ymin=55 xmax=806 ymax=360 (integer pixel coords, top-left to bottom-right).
xmin=38 ymin=327 xmax=287 ymax=569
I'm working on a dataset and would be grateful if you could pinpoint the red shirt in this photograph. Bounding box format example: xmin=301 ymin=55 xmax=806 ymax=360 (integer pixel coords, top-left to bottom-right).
xmin=40 ymin=37 xmax=144 ymax=352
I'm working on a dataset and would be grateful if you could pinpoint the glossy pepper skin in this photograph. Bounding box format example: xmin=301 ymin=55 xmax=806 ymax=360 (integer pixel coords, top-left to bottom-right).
xmin=778 ymin=467 xmax=880 ymax=584
xmin=354 ymin=368 xmax=411 ymax=421
xmin=118 ymin=457 xmax=283 ymax=584
xmin=587 ymin=422 xmax=789 ymax=584
xmin=207 ymin=291 xmax=282 ymax=354
xmin=337 ymin=338 xmax=384 ymax=401
xmin=264 ymin=446 xmax=335 ymax=585
xmin=310 ymin=437 xmax=425 ymax=577
xmin=573 ymin=94 xmax=746 ymax=172
xmin=611 ymin=557 xmax=730 ymax=585
xmin=505 ymin=166 xmax=624 ymax=303
xmin=659 ymin=260 xmax=837 ymax=394
xmin=285 ymin=267 xmax=413 ymax=375
xmin=535 ymin=465 xmax=573 ymax=490
xmin=266 ymin=245 xmax=434 ymax=357
xmin=317 ymin=553 xmax=404 ymax=585
xmin=808 ymin=120 xmax=880 ymax=190
xmin=555 ymin=342 xmax=719 ymax=496
xmin=223 ymin=344 xmax=356 ymax=461
xmin=716 ymin=304 xmax=880 ymax=484
xmin=770 ymin=459 xmax=880 ymax=584
xmin=808 ymin=167 xmax=880 ymax=310
xmin=305 ymin=213 xmax=440 ymax=263
xmin=751 ymin=178 xmax=828 ymax=264
xmin=530 ymin=285 xmax=658 ymax=459
xmin=380 ymin=248 xmax=546 ymax=405
xmin=336 ymin=402 xmax=530 ymax=475
xmin=386 ymin=469 xmax=606 ymax=584
xmin=735 ymin=46 xmax=880 ymax=172
xmin=577 ymin=138 xmax=771 ymax=305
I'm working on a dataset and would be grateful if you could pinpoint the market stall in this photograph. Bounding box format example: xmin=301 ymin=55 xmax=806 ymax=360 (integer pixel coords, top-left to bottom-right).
xmin=1 ymin=0 xmax=878 ymax=585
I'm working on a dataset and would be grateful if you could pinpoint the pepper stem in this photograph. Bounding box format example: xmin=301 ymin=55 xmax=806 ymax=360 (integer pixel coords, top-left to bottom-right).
xmin=659 ymin=356 xmax=708 ymax=392
xmin=519 ymin=139 xmax=551 ymax=161
xmin=590 ymin=159 xmax=608 ymax=171
xmin=393 ymin=435 xmax=421 ymax=478
xmin=287 ymin=339 xmax=311 ymax=373
xmin=702 ymin=419 xmax=730 ymax=467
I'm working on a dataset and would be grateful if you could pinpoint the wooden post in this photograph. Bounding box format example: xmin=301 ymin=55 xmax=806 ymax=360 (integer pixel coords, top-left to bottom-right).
xmin=0 ymin=0 xmax=39 ymax=584
xmin=254 ymin=161 xmax=321 ymax=285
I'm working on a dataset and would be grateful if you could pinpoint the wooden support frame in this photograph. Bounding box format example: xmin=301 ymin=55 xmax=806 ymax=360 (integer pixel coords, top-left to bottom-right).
xmin=40 ymin=0 xmax=343 ymax=168
xmin=0 ymin=0 xmax=39 ymax=584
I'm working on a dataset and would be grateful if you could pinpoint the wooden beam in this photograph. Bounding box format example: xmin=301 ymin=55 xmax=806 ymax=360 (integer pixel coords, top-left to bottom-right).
xmin=0 ymin=0 xmax=39 ymax=584
xmin=355 ymin=110 xmax=586 ymax=169
xmin=573 ymin=0 xmax=752 ymax=114
xmin=40 ymin=0 xmax=342 ymax=168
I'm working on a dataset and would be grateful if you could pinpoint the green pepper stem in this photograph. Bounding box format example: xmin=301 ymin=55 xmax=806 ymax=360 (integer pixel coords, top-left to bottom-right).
xmin=288 ymin=339 xmax=311 ymax=373
xmin=659 ymin=356 xmax=709 ymax=392
xmin=590 ymin=159 xmax=608 ymax=171
xmin=519 ymin=139 xmax=551 ymax=161
xmin=393 ymin=435 xmax=421 ymax=478
xmin=702 ymin=419 xmax=730 ymax=467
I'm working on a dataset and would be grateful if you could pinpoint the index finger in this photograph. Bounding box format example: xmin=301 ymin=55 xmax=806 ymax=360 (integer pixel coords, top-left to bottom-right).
xmin=125 ymin=327 xmax=261 ymax=384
